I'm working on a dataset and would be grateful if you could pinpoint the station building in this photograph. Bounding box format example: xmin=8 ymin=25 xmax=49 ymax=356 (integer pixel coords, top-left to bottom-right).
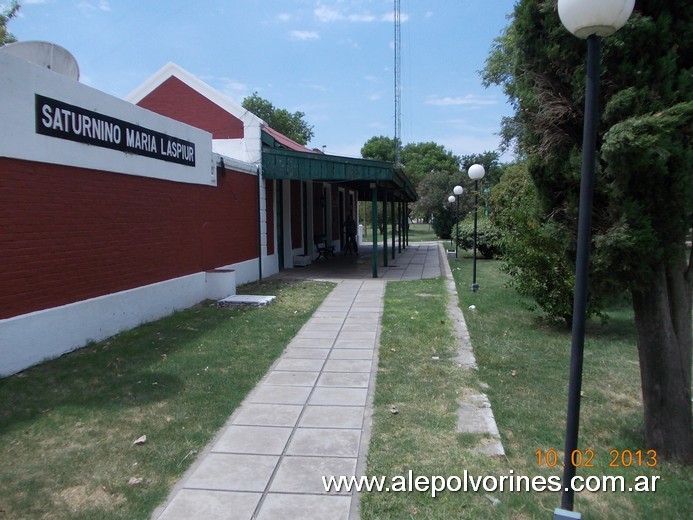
xmin=0 ymin=44 xmax=416 ymax=376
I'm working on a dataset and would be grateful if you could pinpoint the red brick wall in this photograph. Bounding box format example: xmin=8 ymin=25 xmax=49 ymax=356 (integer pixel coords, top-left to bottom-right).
xmin=0 ymin=158 xmax=258 ymax=319
xmin=136 ymin=77 xmax=244 ymax=139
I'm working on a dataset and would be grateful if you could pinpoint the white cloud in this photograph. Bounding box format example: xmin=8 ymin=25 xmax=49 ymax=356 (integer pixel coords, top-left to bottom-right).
xmin=381 ymin=12 xmax=409 ymax=22
xmin=425 ymin=94 xmax=497 ymax=108
xmin=315 ymin=5 xmax=342 ymax=22
xmin=77 ymin=0 xmax=111 ymax=12
xmin=215 ymin=77 xmax=251 ymax=103
xmin=314 ymin=4 xmax=404 ymax=24
xmin=289 ymin=30 xmax=320 ymax=41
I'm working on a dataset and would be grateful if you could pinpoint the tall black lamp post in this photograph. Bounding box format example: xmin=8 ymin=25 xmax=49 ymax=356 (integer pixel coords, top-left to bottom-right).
xmin=467 ymin=164 xmax=485 ymax=292
xmin=452 ymin=186 xmax=463 ymax=258
xmin=447 ymin=194 xmax=456 ymax=254
xmin=555 ymin=0 xmax=635 ymax=518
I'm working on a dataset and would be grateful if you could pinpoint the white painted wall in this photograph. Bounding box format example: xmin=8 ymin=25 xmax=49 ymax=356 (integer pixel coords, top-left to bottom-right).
xmin=0 ymin=271 xmax=235 ymax=377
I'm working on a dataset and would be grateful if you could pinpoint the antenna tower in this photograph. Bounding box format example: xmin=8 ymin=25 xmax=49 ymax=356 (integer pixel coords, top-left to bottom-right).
xmin=394 ymin=0 xmax=401 ymax=165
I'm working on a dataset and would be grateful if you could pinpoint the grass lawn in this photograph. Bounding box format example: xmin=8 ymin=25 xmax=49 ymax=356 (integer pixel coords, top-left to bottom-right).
xmin=360 ymin=222 xmax=439 ymax=244
xmin=407 ymin=222 xmax=439 ymax=243
xmin=0 ymin=278 xmax=334 ymax=520
xmin=2 ymin=256 xmax=689 ymax=519
xmin=362 ymin=255 xmax=691 ymax=519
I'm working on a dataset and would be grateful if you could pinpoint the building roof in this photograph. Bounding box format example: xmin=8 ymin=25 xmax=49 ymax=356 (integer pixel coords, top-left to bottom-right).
xmin=261 ymin=125 xmax=316 ymax=153
xmin=126 ymin=62 xmax=262 ymax=129
xmin=262 ymin=146 xmax=416 ymax=203
xmin=127 ymin=62 xmax=416 ymax=202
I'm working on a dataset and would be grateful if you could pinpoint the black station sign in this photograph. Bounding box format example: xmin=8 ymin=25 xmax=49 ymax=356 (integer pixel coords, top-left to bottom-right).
xmin=35 ymin=94 xmax=196 ymax=167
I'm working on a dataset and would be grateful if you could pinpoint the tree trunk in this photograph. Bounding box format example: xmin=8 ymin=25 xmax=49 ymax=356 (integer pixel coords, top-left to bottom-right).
xmin=631 ymin=253 xmax=692 ymax=463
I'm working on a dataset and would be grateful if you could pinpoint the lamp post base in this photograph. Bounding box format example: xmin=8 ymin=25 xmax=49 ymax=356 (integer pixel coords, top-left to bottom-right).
xmin=471 ymin=283 xmax=479 ymax=293
xmin=554 ymin=508 xmax=581 ymax=519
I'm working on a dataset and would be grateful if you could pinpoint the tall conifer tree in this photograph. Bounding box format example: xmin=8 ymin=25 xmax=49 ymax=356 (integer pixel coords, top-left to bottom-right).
xmin=484 ymin=0 xmax=692 ymax=461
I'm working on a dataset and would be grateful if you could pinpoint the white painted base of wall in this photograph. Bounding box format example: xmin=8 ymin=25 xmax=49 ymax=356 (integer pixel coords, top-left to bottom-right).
xmin=0 ymin=270 xmax=237 ymax=377
xmin=228 ymin=256 xmax=279 ymax=286
xmin=293 ymin=254 xmax=312 ymax=267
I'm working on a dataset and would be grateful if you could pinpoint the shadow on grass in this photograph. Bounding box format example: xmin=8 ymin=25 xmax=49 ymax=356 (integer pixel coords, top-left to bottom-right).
xmin=0 ymin=303 xmax=232 ymax=435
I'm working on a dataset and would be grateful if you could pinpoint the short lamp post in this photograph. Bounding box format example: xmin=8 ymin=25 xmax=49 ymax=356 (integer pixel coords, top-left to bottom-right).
xmin=452 ymin=186 xmax=463 ymax=259
xmin=447 ymin=194 xmax=456 ymax=253
xmin=555 ymin=1 xmax=635 ymax=518
xmin=467 ymin=164 xmax=485 ymax=292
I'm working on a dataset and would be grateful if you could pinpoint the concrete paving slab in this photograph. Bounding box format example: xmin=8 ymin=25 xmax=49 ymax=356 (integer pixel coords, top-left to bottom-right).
xmin=332 ymin=339 xmax=376 ymax=349
xmin=298 ymin=406 xmax=365 ymax=429
xmin=328 ymin=349 xmax=374 ymax=360
xmin=248 ymin=385 xmax=311 ymax=405
xmin=156 ymin=489 xmax=261 ymax=520
xmin=218 ymin=295 xmax=277 ymax=307
xmin=185 ymin=453 xmax=278 ymax=492
xmin=341 ymin=322 xmax=375 ymax=332
xmin=309 ymin=387 xmax=368 ymax=406
xmin=317 ymin=372 xmax=370 ymax=388
xmin=288 ymin=338 xmax=336 ymax=349
xmin=257 ymin=494 xmax=351 ymax=520
xmin=299 ymin=329 xmax=340 ymax=340
xmin=287 ymin=428 xmax=361 ymax=457
xmin=212 ymin=425 xmax=292 ymax=455
xmin=231 ymin=404 xmax=303 ymax=427
xmin=312 ymin=311 xmax=349 ymax=319
xmin=322 ymin=359 xmax=372 ymax=373
xmin=304 ymin=321 xmax=345 ymax=331
xmin=274 ymin=358 xmax=325 ymax=372
xmin=309 ymin=317 xmax=347 ymax=325
xmin=264 ymin=370 xmax=320 ymax=386
xmin=269 ymin=456 xmax=358 ymax=494
xmin=283 ymin=348 xmax=331 ymax=359
xmin=344 ymin=316 xmax=380 ymax=326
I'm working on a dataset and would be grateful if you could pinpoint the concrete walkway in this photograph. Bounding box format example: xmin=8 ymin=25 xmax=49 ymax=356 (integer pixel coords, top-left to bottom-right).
xmin=152 ymin=243 xmax=500 ymax=520
xmin=155 ymin=280 xmax=385 ymax=520
xmin=153 ymin=279 xmax=386 ymax=520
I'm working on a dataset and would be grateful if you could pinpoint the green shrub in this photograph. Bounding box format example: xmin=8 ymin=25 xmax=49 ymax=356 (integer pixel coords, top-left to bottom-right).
xmin=455 ymin=218 xmax=503 ymax=259
xmin=431 ymin=206 xmax=456 ymax=239
xmin=488 ymin=163 xmax=595 ymax=327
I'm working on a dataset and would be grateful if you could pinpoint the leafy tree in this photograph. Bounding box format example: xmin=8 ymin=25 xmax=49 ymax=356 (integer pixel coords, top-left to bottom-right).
xmin=483 ymin=0 xmax=692 ymax=462
xmin=361 ymin=135 xmax=398 ymax=162
xmin=412 ymin=151 xmax=501 ymax=235
xmin=400 ymin=142 xmax=460 ymax=187
xmin=414 ymin=168 xmax=469 ymax=237
xmin=242 ymin=92 xmax=314 ymax=145
xmin=362 ymin=138 xmax=462 ymax=186
xmin=361 ymin=136 xmax=505 ymax=227
xmin=460 ymin=151 xmax=502 ymax=189
xmin=490 ymin=162 xmax=582 ymax=324
xmin=1 ymin=0 xmax=19 ymax=46
xmin=362 ymin=138 xmax=465 ymax=223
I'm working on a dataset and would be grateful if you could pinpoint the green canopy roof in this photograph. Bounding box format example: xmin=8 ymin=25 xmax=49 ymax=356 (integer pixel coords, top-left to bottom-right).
xmin=261 ymin=145 xmax=417 ymax=202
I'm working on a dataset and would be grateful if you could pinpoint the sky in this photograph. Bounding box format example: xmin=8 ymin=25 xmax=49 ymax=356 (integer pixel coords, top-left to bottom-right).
xmin=5 ymin=0 xmax=518 ymax=160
